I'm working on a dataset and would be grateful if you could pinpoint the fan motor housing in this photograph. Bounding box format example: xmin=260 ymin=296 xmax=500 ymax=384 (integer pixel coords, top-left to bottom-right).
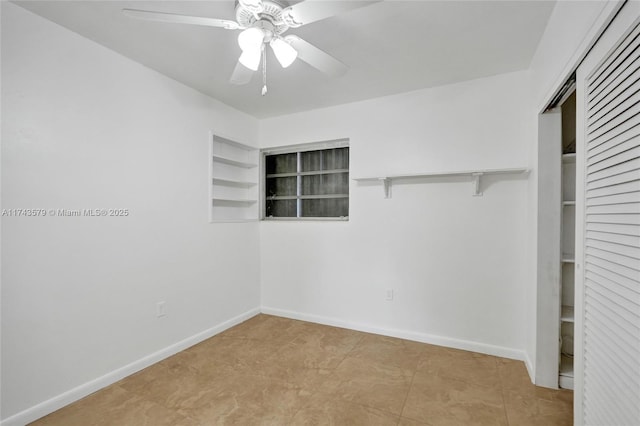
xmin=235 ymin=0 xmax=290 ymax=35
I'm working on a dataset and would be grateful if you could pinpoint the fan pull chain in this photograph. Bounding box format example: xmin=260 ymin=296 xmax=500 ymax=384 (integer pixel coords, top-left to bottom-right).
xmin=261 ymin=44 xmax=268 ymax=96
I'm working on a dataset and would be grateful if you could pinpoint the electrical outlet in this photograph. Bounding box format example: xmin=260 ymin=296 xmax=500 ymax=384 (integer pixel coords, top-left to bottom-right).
xmin=385 ymin=289 xmax=394 ymax=301
xmin=157 ymin=301 xmax=166 ymax=317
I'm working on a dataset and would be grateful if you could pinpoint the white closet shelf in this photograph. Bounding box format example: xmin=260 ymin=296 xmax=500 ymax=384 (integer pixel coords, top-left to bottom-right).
xmin=562 ymin=153 xmax=577 ymax=162
xmin=559 ymin=354 xmax=574 ymax=389
xmin=562 ymin=254 xmax=575 ymax=263
xmin=212 ymin=178 xmax=257 ymax=188
xmin=560 ymin=355 xmax=574 ymax=377
xmin=212 ymin=155 xmax=257 ymax=168
xmin=353 ymin=167 xmax=529 ymax=198
xmin=563 ymin=200 xmax=576 ymax=206
xmin=561 ymin=305 xmax=575 ymax=323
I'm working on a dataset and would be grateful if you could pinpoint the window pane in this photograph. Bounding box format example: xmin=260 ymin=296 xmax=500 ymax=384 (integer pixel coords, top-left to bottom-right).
xmin=301 ymin=173 xmax=349 ymax=196
xmin=323 ymin=147 xmax=349 ymax=170
xmin=266 ymin=153 xmax=297 ymax=175
xmin=301 ymin=198 xmax=348 ymax=218
xmin=300 ymin=150 xmax=321 ymax=172
xmin=300 ymin=147 xmax=348 ymax=172
xmin=265 ymin=199 xmax=296 ymax=217
xmin=266 ymin=176 xmax=297 ymax=198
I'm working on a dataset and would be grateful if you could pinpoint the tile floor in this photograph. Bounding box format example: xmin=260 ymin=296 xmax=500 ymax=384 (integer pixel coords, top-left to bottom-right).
xmin=31 ymin=314 xmax=572 ymax=425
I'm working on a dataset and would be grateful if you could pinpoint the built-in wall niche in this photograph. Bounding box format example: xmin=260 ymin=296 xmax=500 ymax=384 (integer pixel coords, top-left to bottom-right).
xmin=209 ymin=133 xmax=259 ymax=222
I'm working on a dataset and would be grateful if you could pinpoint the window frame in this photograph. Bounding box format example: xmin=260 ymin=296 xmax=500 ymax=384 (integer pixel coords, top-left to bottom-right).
xmin=260 ymin=139 xmax=350 ymax=221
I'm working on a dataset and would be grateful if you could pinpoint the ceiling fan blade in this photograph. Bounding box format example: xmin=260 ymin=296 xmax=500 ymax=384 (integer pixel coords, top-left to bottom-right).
xmin=285 ymin=35 xmax=347 ymax=77
xmin=282 ymin=1 xmax=380 ymax=27
xmin=122 ymin=9 xmax=240 ymax=30
xmin=230 ymin=61 xmax=254 ymax=85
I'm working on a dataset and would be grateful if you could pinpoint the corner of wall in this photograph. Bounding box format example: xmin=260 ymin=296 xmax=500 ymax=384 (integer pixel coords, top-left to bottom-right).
xmin=0 ymin=308 xmax=260 ymax=426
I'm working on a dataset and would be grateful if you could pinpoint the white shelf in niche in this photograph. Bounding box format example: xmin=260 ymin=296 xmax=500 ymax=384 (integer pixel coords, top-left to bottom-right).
xmin=563 ymin=201 xmax=576 ymax=206
xmin=209 ymin=133 xmax=259 ymax=223
xmin=213 ymin=134 xmax=257 ymax=151
xmin=354 ymin=167 xmax=529 ymax=198
xmin=212 ymin=198 xmax=257 ymax=205
xmin=212 ymin=155 xmax=257 ymax=169
xmin=212 ymin=178 xmax=257 ymax=188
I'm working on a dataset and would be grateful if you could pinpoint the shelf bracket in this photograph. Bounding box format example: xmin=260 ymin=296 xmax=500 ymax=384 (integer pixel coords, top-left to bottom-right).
xmin=472 ymin=172 xmax=483 ymax=196
xmin=380 ymin=177 xmax=392 ymax=199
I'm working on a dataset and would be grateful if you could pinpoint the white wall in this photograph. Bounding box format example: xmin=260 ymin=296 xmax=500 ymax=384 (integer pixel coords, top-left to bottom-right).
xmin=524 ymin=0 xmax=622 ymax=383
xmin=529 ymin=0 xmax=622 ymax=112
xmin=1 ymin=3 xmax=260 ymax=422
xmin=259 ymin=71 xmax=532 ymax=359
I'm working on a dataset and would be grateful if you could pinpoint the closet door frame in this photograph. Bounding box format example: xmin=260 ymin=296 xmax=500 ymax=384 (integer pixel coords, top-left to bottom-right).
xmin=534 ymin=0 xmax=623 ymax=392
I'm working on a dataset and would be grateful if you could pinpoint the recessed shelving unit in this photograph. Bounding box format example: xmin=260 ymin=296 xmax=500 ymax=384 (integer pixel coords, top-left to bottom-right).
xmin=353 ymin=167 xmax=529 ymax=198
xmin=559 ymin=117 xmax=576 ymax=389
xmin=209 ymin=133 xmax=259 ymax=222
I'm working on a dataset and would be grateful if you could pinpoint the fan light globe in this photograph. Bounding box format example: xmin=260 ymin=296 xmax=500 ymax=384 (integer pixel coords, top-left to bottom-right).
xmin=270 ymin=37 xmax=298 ymax=68
xmin=237 ymin=27 xmax=264 ymax=71
xmin=239 ymin=49 xmax=262 ymax=71
xmin=238 ymin=27 xmax=264 ymax=52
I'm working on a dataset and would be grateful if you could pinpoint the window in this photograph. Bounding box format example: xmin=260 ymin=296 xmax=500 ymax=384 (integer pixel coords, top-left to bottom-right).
xmin=262 ymin=140 xmax=349 ymax=219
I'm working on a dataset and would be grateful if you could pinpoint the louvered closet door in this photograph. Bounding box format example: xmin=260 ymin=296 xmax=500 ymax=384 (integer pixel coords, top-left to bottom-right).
xmin=576 ymin=2 xmax=640 ymax=425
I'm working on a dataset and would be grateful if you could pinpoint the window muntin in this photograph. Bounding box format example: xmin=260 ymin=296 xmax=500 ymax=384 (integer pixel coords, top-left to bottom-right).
xmin=263 ymin=143 xmax=349 ymax=219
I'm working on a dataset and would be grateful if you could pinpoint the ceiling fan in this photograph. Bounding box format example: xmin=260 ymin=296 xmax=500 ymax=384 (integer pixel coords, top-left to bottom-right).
xmin=123 ymin=0 xmax=378 ymax=95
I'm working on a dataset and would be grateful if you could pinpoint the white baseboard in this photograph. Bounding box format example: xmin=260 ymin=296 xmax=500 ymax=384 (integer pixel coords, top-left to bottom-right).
xmin=524 ymin=352 xmax=536 ymax=384
xmin=3 ymin=305 xmax=531 ymax=426
xmin=261 ymin=306 xmax=528 ymax=362
xmin=1 ymin=307 xmax=260 ymax=426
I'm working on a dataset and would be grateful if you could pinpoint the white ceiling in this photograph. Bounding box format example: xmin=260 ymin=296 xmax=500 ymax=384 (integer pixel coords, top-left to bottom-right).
xmin=14 ymin=1 xmax=555 ymax=119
